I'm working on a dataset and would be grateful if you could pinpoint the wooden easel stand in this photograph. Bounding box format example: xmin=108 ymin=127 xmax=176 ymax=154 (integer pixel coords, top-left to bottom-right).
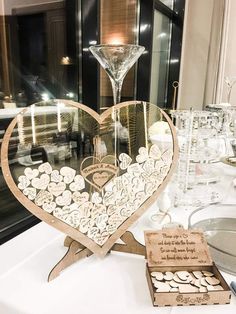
xmin=48 ymin=231 xmax=146 ymax=281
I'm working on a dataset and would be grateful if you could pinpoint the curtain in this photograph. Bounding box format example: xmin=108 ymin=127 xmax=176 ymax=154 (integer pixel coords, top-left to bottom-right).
xmin=203 ymin=0 xmax=226 ymax=106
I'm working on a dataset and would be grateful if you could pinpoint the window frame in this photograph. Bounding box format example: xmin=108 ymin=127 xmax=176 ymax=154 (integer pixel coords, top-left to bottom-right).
xmin=137 ymin=0 xmax=185 ymax=108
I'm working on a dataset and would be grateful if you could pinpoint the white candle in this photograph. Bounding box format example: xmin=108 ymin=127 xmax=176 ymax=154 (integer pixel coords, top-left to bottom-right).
xmin=143 ymin=102 xmax=148 ymax=149
xmin=149 ymin=121 xmax=169 ymax=136
xmin=31 ymin=104 xmax=36 ymax=145
xmin=17 ymin=113 xmax=25 ymax=145
xmin=57 ymin=103 xmax=62 ymax=132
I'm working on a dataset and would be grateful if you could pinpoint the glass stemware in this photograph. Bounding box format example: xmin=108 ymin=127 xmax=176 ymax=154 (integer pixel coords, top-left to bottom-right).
xmin=89 ymin=44 xmax=145 ymax=105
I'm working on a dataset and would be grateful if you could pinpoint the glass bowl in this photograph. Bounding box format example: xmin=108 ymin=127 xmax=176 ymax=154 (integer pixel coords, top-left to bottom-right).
xmin=189 ymin=204 xmax=236 ymax=275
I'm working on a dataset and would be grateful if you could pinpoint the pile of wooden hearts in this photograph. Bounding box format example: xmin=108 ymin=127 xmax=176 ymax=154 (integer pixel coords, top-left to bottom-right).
xmin=18 ymin=143 xmax=172 ymax=246
xmin=151 ymin=270 xmax=223 ymax=293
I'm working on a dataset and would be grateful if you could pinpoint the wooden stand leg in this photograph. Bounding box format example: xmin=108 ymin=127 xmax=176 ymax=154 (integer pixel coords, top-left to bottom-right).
xmin=48 ymin=231 xmax=145 ymax=282
xmin=48 ymin=240 xmax=93 ymax=282
xmin=64 ymin=236 xmax=74 ymax=247
xmin=111 ymin=231 xmax=146 ymax=256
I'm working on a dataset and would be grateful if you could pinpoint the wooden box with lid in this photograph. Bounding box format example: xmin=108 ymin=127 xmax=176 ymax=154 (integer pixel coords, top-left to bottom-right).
xmin=144 ymin=228 xmax=231 ymax=307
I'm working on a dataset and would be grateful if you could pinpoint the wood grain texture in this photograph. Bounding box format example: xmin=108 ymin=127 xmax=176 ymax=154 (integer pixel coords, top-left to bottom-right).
xmin=1 ymin=100 xmax=179 ymax=257
xmin=146 ymin=264 xmax=231 ymax=306
xmin=111 ymin=231 xmax=145 ymax=255
xmin=48 ymin=240 xmax=93 ymax=282
xmin=145 ymin=229 xmax=231 ymax=306
xmin=145 ymin=229 xmax=213 ymax=267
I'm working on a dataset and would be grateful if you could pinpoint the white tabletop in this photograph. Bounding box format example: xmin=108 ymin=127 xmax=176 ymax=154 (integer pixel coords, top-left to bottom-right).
xmin=0 ymin=218 xmax=236 ymax=314
xmin=0 ymin=163 xmax=236 ymax=314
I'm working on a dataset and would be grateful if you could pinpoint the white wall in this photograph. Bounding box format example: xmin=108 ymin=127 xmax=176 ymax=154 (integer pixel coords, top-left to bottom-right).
xmin=0 ymin=1 xmax=3 ymax=15
xmin=1 ymin=0 xmax=62 ymax=15
xmin=178 ymin=0 xmax=214 ymax=110
xmin=221 ymin=0 xmax=236 ymax=105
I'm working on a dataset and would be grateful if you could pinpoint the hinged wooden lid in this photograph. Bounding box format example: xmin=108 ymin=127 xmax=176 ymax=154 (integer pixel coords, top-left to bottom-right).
xmin=144 ymin=228 xmax=213 ymax=267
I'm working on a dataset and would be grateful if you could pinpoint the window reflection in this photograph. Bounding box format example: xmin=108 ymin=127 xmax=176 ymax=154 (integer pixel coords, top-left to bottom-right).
xmin=149 ymin=10 xmax=172 ymax=107
xmin=0 ymin=0 xmax=78 ymax=109
xmin=0 ymin=0 xmax=76 ymax=243
xmin=159 ymin=0 xmax=174 ymax=10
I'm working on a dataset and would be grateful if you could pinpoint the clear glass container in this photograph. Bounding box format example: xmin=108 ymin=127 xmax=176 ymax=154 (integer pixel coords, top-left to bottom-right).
xmin=171 ymin=110 xmax=228 ymax=207
xmin=189 ymin=204 xmax=236 ymax=275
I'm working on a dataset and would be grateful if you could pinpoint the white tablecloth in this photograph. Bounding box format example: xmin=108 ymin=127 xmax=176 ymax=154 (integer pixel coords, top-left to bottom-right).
xmin=0 ymin=162 xmax=236 ymax=314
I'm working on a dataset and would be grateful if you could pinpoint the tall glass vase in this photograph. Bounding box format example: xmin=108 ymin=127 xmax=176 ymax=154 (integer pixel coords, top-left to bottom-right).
xmin=89 ymin=44 xmax=145 ymax=105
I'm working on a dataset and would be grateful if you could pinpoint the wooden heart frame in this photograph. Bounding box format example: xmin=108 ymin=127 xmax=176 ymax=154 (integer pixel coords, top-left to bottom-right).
xmin=1 ymin=100 xmax=178 ymax=257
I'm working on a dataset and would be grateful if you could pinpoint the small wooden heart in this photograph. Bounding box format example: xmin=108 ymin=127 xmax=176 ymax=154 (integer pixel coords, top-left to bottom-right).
xmin=119 ymin=153 xmax=132 ymax=170
xmin=23 ymin=187 xmax=37 ymax=200
xmin=18 ymin=175 xmax=30 ymax=190
xmin=32 ymin=174 xmax=50 ymax=190
xmin=42 ymin=202 xmax=56 ymax=213
xmin=91 ymin=192 xmax=102 ymax=204
xmin=72 ymin=191 xmax=89 ymax=205
xmin=149 ymin=144 xmax=161 ymax=160
xmin=136 ymin=147 xmax=149 ymax=163
xmin=51 ymin=170 xmax=63 ymax=183
xmin=48 ymin=182 xmax=66 ymax=197
xmin=56 ymin=190 xmax=72 ymax=206
xmin=60 ymin=167 xmax=76 ymax=184
xmin=24 ymin=168 xmax=39 ymax=179
xmin=69 ymin=175 xmax=85 ymax=191
xmin=35 ymin=190 xmax=53 ymax=206
xmin=38 ymin=162 xmax=52 ymax=174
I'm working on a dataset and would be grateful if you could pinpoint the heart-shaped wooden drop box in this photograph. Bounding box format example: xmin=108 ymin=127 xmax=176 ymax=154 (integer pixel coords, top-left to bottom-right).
xmin=1 ymin=100 xmax=178 ymax=257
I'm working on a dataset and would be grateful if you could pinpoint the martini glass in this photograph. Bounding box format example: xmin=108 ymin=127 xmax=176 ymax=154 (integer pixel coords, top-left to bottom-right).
xmin=89 ymin=44 xmax=145 ymax=105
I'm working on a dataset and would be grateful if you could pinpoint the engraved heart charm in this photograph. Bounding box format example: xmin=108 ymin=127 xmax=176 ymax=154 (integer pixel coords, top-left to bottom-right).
xmin=92 ymin=172 xmax=110 ymax=188
xmin=119 ymin=153 xmax=132 ymax=170
xmin=18 ymin=175 xmax=30 ymax=190
xmin=48 ymin=182 xmax=66 ymax=197
xmin=72 ymin=191 xmax=89 ymax=205
xmin=50 ymin=170 xmax=63 ymax=183
xmin=24 ymin=168 xmax=39 ymax=180
xmin=38 ymin=162 xmax=52 ymax=174
xmin=80 ymin=155 xmax=118 ymax=191
xmin=2 ymin=100 xmax=177 ymax=257
xmin=31 ymin=174 xmax=50 ymax=190
xmin=69 ymin=175 xmax=85 ymax=191
xmin=60 ymin=167 xmax=76 ymax=184
xmin=23 ymin=187 xmax=37 ymax=200
xmin=56 ymin=190 xmax=72 ymax=206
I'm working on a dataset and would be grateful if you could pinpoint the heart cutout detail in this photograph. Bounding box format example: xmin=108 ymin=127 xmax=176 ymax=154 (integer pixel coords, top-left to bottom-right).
xmin=80 ymin=155 xmax=118 ymax=191
xmin=92 ymin=172 xmax=110 ymax=188
xmin=2 ymin=100 xmax=178 ymax=257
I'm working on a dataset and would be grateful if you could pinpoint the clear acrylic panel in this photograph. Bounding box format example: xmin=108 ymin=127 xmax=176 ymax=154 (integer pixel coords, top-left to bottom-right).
xmin=3 ymin=100 xmax=175 ymax=248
